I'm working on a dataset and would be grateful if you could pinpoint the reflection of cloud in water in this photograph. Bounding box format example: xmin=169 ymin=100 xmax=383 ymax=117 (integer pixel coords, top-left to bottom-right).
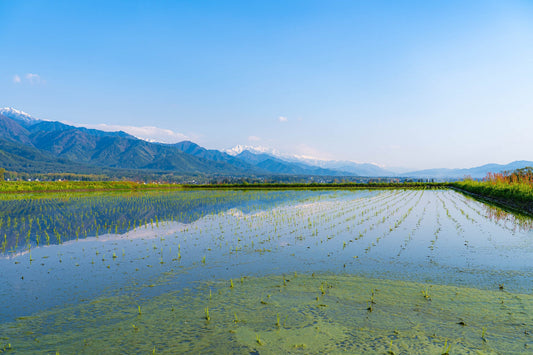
xmin=2 ymin=249 xmax=30 ymax=259
xmin=81 ymin=221 xmax=189 ymax=243
xmin=225 ymin=200 xmax=341 ymax=220
xmin=0 ymin=221 xmax=189 ymax=260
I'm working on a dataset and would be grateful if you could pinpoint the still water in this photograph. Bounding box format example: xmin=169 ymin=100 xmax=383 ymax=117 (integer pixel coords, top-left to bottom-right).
xmin=0 ymin=189 xmax=531 ymax=353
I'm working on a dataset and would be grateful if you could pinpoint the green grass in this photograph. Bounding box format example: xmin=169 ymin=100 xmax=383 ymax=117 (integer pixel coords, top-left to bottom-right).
xmin=0 ymin=180 xmax=448 ymax=193
xmin=0 ymin=181 xmax=184 ymax=193
xmin=452 ymin=180 xmax=533 ymax=207
xmin=183 ymin=182 xmax=448 ymax=190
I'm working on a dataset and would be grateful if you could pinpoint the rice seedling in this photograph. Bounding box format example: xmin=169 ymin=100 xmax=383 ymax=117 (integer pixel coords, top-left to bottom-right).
xmin=204 ymin=307 xmax=210 ymax=322
xmin=422 ymin=286 xmax=431 ymax=300
xmin=387 ymin=339 xmax=395 ymax=355
xmin=441 ymin=339 xmax=451 ymax=355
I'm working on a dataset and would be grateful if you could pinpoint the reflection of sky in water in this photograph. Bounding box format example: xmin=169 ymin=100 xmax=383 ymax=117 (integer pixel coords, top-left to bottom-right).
xmin=0 ymin=189 xmax=532 ymax=323
xmin=0 ymin=189 xmax=370 ymax=253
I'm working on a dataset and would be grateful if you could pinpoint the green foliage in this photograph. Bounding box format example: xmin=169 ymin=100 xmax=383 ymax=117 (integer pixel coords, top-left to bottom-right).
xmin=184 ymin=182 xmax=448 ymax=190
xmin=453 ymin=167 xmax=533 ymax=215
xmin=0 ymin=180 xmax=448 ymax=194
xmin=453 ymin=180 xmax=533 ymax=205
xmin=0 ymin=181 xmax=183 ymax=193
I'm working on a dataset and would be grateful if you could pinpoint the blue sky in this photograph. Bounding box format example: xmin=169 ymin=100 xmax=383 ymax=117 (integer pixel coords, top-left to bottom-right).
xmin=1 ymin=0 xmax=533 ymax=169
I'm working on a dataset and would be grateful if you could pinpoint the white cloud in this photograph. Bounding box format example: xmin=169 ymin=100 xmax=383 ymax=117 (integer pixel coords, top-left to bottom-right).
xmin=13 ymin=75 xmax=21 ymax=84
xmin=248 ymin=135 xmax=261 ymax=142
xmin=25 ymin=73 xmax=42 ymax=85
xmin=292 ymin=143 xmax=333 ymax=161
xmin=278 ymin=116 xmax=288 ymax=122
xmin=72 ymin=123 xmax=189 ymax=144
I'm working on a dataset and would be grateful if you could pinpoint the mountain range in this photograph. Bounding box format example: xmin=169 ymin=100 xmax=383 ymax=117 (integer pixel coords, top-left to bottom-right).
xmin=0 ymin=107 xmax=531 ymax=180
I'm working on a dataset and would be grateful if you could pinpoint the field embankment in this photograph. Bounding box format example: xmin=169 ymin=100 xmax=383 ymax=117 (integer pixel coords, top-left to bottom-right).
xmin=452 ymin=176 xmax=533 ymax=216
xmin=183 ymin=182 xmax=447 ymax=190
xmin=0 ymin=181 xmax=448 ymax=193
xmin=0 ymin=181 xmax=183 ymax=193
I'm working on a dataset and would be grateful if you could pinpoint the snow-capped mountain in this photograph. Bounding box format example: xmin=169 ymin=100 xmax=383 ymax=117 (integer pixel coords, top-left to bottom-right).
xmin=0 ymin=107 xmax=42 ymax=125
xmin=225 ymin=145 xmax=395 ymax=177
xmin=225 ymin=145 xmax=283 ymax=157
xmin=226 ymin=144 xmax=334 ymax=165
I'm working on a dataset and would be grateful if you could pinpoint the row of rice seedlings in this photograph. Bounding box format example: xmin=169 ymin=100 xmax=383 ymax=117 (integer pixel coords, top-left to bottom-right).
xmin=441 ymin=192 xmax=502 ymax=251
xmin=396 ymin=199 xmax=431 ymax=257
xmin=436 ymin=194 xmax=464 ymax=236
xmin=361 ymin=191 xmax=423 ymax=254
xmin=428 ymin=202 xmax=442 ymax=252
xmin=448 ymin=190 xmax=529 ymax=235
xmin=300 ymin=191 xmax=405 ymax=247
xmin=0 ymin=189 xmax=317 ymax=255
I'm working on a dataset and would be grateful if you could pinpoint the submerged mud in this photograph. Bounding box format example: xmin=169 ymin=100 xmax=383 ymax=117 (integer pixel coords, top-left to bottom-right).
xmin=2 ymin=273 xmax=531 ymax=354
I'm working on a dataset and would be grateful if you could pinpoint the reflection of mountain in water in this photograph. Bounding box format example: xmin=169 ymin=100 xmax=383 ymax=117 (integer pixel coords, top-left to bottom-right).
xmin=0 ymin=189 xmax=360 ymax=254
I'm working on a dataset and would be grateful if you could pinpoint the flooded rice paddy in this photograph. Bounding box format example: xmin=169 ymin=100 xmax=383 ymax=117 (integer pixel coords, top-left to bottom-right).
xmin=0 ymin=189 xmax=532 ymax=353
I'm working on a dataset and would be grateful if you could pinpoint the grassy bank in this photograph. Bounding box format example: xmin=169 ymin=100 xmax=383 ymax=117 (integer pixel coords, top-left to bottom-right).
xmin=0 ymin=181 xmax=448 ymax=193
xmin=183 ymin=182 xmax=448 ymax=190
xmin=452 ymin=180 xmax=533 ymax=215
xmin=0 ymin=180 xmax=183 ymax=193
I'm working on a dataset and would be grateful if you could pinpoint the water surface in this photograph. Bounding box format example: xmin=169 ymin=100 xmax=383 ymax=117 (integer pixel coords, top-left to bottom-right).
xmin=0 ymin=189 xmax=531 ymax=353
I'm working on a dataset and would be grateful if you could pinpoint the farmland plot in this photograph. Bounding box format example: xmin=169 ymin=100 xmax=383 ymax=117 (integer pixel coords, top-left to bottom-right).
xmin=0 ymin=189 xmax=531 ymax=353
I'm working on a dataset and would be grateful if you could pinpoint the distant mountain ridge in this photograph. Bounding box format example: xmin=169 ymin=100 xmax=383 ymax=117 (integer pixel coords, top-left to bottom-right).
xmin=226 ymin=144 xmax=393 ymax=176
xmin=0 ymin=109 xmax=252 ymax=175
xmin=227 ymin=145 xmax=533 ymax=179
xmin=172 ymin=141 xmax=257 ymax=171
xmin=0 ymin=107 xmax=531 ymax=180
xmin=0 ymin=108 xmax=358 ymax=177
xmin=235 ymin=150 xmax=347 ymax=176
xmin=401 ymin=161 xmax=533 ymax=179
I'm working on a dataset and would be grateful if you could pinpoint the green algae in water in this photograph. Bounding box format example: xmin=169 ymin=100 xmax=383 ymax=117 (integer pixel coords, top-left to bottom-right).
xmin=1 ymin=274 xmax=532 ymax=354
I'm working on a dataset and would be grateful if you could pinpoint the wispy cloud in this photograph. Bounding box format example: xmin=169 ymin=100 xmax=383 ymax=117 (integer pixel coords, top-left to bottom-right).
xmin=248 ymin=135 xmax=261 ymax=142
xmin=13 ymin=73 xmax=45 ymax=85
xmin=278 ymin=116 xmax=288 ymax=123
xmin=293 ymin=143 xmax=334 ymax=161
xmin=25 ymin=73 xmax=43 ymax=85
xmin=73 ymin=123 xmax=189 ymax=144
